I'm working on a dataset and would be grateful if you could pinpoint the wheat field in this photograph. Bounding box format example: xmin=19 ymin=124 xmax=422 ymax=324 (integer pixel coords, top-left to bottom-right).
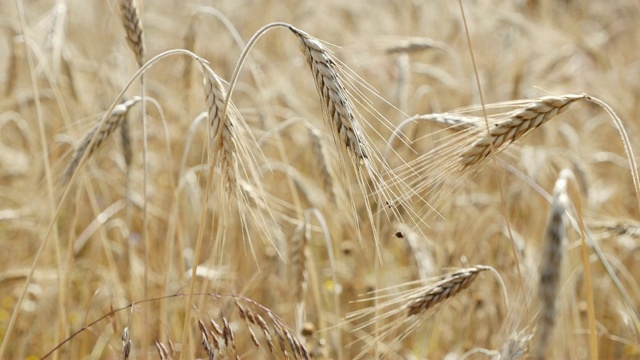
xmin=1 ymin=0 xmax=640 ymax=359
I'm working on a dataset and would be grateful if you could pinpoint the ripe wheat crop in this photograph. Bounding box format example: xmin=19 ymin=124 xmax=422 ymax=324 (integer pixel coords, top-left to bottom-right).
xmin=1 ymin=1 xmax=639 ymax=359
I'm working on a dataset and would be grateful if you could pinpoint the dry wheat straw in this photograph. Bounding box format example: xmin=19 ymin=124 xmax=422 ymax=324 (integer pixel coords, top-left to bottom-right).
xmin=407 ymin=265 xmax=488 ymax=316
xmin=534 ymin=172 xmax=568 ymax=360
xmin=4 ymin=36 xmax=19 ymax=96
xmin=64 ymin=98 xmax=138 ymax=180
xmin=119 ymin=0 xmax=144 ymax=66
xmin=460 ymin=94 xmax=584 ymax=167
xmin=289 ymin=26 xmax=369 ymax=165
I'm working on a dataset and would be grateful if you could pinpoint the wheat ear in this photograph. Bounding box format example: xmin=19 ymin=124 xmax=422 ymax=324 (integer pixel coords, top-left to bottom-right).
xmin=534 ymin=172 xmax=568 ymax=360
xmin=460 ymin=94 xmax=584 ymax=167
xmin=121 ymin=326 xmax=131 ymax=360
xmin=407 ymin=266 xmax=489 ymax=316
xmin=64 ymin=98 xmax=138 ymax=180
xmin=289 ymin=27 xmax=369 ymax=165
xmin=119 ymin=0 xmax=144 ymax=66
xmin=202 ymin=65 xmax=237 ymax=192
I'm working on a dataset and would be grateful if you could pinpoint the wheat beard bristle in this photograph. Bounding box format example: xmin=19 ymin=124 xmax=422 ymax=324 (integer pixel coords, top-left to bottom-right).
xmin=289 ymin=27 xmax=369 ymax=166
xmin=460 ymin=94 xmax=584 ymax=167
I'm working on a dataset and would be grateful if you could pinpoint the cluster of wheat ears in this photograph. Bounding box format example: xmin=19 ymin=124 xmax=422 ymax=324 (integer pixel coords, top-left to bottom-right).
xmin=1 ymin=0 xmax=640 ymax=359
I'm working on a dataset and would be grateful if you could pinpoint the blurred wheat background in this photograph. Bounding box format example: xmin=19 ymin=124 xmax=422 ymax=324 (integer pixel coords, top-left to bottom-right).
xmin=1 ymin=0 xmax=639 ymax=359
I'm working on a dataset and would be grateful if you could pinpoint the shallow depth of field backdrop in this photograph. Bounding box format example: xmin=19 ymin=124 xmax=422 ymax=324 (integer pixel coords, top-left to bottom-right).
xmin=1 ymin=0 xmax=640 ymax=359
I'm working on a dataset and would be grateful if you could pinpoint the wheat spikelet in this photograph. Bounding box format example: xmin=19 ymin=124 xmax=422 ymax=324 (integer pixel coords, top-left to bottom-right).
xmin=460 ymin=94 xmax=585 ymax=167
xmin=119 ymin=0 xmax=144 ymax=66
xmin=407 ymin=265 xmax=489 ymax=316
xmin=289 ymin=26 xmax=369 ymax=166
xmin=534 ymin=171 xmax=569 ymax=360
xmin=64 ymin=98 xmax=138 ymax=180
xmin=192 ymin=296 xmax=309 ymax=360
xmin=154 ymin=341 xmax=173 ymax=360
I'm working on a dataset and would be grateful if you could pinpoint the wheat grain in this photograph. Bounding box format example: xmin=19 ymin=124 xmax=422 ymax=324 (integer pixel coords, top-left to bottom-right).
xmin=119 ymin=0 xmax=144 ymax=66
xmin=198 ymin=319 xmax=215 ymax=360
xmin=460 ymin=94 xmax=585 ymax=167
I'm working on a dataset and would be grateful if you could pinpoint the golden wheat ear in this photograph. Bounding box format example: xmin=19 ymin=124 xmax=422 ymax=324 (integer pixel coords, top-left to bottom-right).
xmin=202 ymin=65 xmax=238 ymax=193
xmin=460 ymin=94 xmax=584 ymax=167
xmin=64 ymin=98 xmax=139 ymax=181
xmin=347 ymin=265 xmax=495 ymax=359
xmin=288 ymin=26 xmax=370 ymax=168
xmin=119 ymin=0 xmax=144 ymax=67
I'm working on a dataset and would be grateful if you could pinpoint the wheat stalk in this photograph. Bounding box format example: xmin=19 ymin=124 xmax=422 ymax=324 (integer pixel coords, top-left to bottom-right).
xmin=119 ymin=0 xmax=144 ymax=66
xmin=460 ymin=94 xmax=585 ymax=167
xmin=534 ymin=172 xmax=568 ymax=360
